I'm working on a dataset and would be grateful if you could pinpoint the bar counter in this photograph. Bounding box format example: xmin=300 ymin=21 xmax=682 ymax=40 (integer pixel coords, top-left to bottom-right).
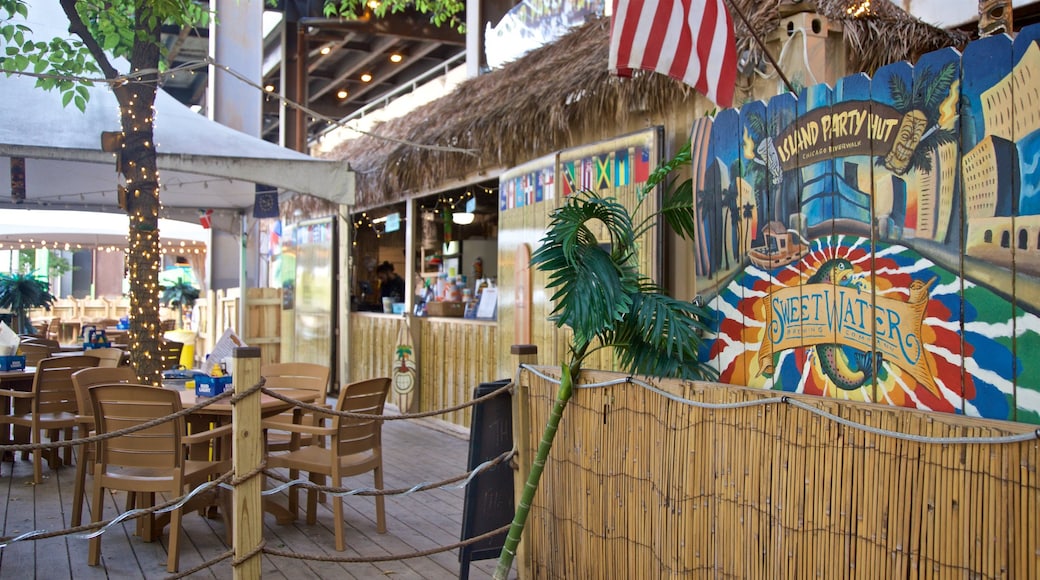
xmin=349 ymin=312 xmax=498 ymax=428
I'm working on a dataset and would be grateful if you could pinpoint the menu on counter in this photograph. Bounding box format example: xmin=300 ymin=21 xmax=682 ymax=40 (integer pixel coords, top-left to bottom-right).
xmin=476 ymin=287 xmax=498 ymax=319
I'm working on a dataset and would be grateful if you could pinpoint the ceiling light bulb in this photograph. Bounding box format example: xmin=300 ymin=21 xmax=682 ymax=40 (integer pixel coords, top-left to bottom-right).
xmin=337 ymin=89 xmax=349 ymax=99
xmin=360 ymin=73 xmax=373 ymax=83
xmin=390 ymin=53 xmax=403 ymax=63
xmin=320 ymin=46 xmax=331 ymax=55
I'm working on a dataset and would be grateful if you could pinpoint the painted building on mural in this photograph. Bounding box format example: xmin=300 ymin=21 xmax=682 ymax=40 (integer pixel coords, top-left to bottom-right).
xmin=694 ymin=25 xmax=1040 ymax=424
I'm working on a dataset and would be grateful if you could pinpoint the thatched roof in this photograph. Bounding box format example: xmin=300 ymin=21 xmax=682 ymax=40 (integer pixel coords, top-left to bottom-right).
xmin=326 ymin=1 xmax=969 ymax=210
xmin=742 ymin=0 xmax=972 ymax=74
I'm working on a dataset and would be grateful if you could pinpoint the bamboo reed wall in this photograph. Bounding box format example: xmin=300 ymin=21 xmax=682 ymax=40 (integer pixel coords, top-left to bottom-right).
xmin=419 ymin=318 xmax=498 ymax=428
xmin=348 ymin=313 xmax=400 ymax=386
xmin=514 ymin=366 xmax=1040 ymax=578
xmin=348 ymin=313 xmax=498 ymax=428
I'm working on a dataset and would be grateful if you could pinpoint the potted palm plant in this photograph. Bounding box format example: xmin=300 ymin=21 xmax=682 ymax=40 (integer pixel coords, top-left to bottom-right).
xmin=0 ymin=271 xmax=56 ymax=334
xmin=493 ymin=142 xmax=719 ymax=578
xmin=160 ymin=279 xmax=200 ymax=330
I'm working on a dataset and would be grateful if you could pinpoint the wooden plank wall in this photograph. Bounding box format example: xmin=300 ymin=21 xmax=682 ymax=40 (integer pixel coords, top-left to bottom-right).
xmin=515 ymin=366 xmax=1040 ymax=578
xmin=244 ymin=287 xmax=281 ymax=365
xmin=194 ymin=287 xmax=281 ymax=365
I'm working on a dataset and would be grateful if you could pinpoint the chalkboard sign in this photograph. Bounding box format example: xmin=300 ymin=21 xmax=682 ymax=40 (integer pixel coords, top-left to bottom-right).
xmin=459 ymin=379 xmax=514 ymax=580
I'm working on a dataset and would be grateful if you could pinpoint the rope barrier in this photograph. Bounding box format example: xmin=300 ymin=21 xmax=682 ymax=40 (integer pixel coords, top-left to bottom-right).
xmin=0 ymin=378 xmax=265 ymax=454
xmin=518 ymin=364 xmax=1040 ymax=445
xmin=165 ymin=549 xmax=233 ymax=580
xmin=0 ymin=471 xmax=233 ymax=547
xmin=231 ymin=461 xmax=267 ymax=487
xmin=231 ymin=540 xmax=267 ymax=568
xmin=263 ymin=523 xmax=511 ymax=563
xmin=0 ymin=373 xmax=516 ymax=569
xmin=259 ymin=381 xmax=512 ymax=421
xmin=258 ymin=449 xmax=515 ymax=497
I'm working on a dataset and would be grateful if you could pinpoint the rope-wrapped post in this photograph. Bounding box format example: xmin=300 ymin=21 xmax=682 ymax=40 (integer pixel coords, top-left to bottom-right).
xmin=231 ymin=346 xmax=263 ymax=579
xmin=510 ymin=344 xmax=537 ymax=580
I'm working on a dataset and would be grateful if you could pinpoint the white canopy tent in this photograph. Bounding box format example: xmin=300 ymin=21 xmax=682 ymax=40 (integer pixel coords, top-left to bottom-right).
xmin=0 ymin=3 xmax=355 ymax=341
xmin=0 ymin=80 xmax=354 ymax=217
xmin=0 ymin=209 xmax=208 ymax=249
xmin=0 ymin=2 xmax=354 ymax=217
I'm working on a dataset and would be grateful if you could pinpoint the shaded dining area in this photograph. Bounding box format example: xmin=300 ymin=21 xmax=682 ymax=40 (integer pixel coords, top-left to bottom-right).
xmin=0 ymin=392 xmax=493 ymax=578
xmin=0 ymin=349 xmax=504 ymax=578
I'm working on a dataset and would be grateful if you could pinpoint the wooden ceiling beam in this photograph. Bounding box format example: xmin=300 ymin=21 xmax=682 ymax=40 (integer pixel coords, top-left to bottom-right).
xmin=308 ymin=36 xmax=400 ymax=101
xmin=335 ymin=41 xmax=443 ymax=108
xmin=300 ymin=12 xmax=465 ymax=46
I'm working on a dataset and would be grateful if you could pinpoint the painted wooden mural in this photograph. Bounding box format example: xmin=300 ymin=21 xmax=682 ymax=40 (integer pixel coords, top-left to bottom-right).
xmin=696 ymin=27 xmax=1040 ymax=424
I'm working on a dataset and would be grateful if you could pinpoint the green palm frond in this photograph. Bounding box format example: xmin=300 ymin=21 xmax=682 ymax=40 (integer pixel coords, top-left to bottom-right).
xmin=160 ymin=280 xmax=200 ymax=308
xmin=660 ymin=175 xmax=697 ymax=241
xmin=889 ymin=74 xmax=911 ymax=112
xmin=607 ymin=285 xmax=716 ymax=380
xmin=532 ymin=191 xmax=640 ymax=347
xmin=499 ymin=142 xmax=718 ymax=578
xmin=920 ymin=62 xmax=957 ymax=112
xmin=0 ymin=271 xmax=56 ymax=333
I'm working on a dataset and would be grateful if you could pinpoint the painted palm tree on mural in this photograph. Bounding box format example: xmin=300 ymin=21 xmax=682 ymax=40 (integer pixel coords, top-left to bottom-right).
xmin=493 ymin=143 xmax=719 ymax=578
xmin=879 ymin=61 xmax=959 ymax=175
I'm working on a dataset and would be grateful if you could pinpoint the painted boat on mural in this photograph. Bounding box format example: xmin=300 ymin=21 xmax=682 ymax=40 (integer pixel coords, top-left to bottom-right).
xmin=747 ymin=221 xmax=809 ymax=269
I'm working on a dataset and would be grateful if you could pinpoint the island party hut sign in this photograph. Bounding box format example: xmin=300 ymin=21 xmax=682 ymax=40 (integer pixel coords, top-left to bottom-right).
xmin=694 ymin=26 xmax=1040 ymax=424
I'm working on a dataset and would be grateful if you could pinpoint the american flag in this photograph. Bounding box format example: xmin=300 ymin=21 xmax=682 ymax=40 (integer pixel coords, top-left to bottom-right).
xmin=609 ymin=0 xmax=737 ymax=108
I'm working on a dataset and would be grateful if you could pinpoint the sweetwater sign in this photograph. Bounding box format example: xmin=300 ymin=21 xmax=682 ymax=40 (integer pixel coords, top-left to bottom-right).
xmin=692 ymin=29 xmax=1040 ymax=424
xmin=762 ymin=274 xmax=936 ymax=395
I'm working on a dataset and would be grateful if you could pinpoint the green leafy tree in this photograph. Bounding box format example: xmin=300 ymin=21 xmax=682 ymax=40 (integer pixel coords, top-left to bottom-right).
xmin=494 ymin=143 xmax=719 ymax=578
xmin=1 ymin=0 xmax=463 ymax=384
xmin=0 ymin=0 xmax=208 ymax=384
xmin=323 ymin=0 xmax=465 ymax=32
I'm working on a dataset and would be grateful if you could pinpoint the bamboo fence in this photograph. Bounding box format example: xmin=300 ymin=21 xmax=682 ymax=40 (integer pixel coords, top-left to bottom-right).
xmin=513 ymin=366 xmax=1040 ymax=578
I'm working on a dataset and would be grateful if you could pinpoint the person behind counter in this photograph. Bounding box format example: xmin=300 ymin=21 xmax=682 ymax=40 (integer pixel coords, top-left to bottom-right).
xmin=376 ymin=261 xmax=406 ymax=302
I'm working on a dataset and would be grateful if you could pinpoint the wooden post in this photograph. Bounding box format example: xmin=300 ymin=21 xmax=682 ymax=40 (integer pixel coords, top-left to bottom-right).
xmin=231 ymin=346 xmax=263 ymax=579
xmin=509 ymin=344 xmax=537 ymax=580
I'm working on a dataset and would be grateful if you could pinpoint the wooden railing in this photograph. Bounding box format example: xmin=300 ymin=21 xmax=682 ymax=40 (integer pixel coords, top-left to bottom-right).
xmin=513 ymin=366 xmax=1040 ymax=578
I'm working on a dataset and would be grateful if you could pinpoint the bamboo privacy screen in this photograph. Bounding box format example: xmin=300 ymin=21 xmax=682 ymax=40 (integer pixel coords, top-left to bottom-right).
xmin=514 ymin=366 xmax=1039 ymax=578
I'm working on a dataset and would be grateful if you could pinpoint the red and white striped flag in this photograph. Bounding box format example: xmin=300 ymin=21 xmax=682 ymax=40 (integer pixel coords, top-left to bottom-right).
xmin=609 ymin=0 xmax=738 ymax=108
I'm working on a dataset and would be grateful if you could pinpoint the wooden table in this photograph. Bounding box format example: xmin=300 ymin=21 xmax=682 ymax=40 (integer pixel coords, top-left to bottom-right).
xmin=178 ymin=388 xmax=319 ymax=420
xmin=177 ymin=387 xmax=322 ymax=523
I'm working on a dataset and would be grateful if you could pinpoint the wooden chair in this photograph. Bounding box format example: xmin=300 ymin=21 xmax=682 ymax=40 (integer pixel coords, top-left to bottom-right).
xmin=264 ymin=377 xmax=392 ymax=551
xmin=22 ymin=336 xmax=60 ymax=350
xmin=87 ymin=383 xmax=231 ymax=573
xmin=159 ymin=339 xmax=184 ymax=370
xmin=261 ymin=362 xmax=332 ymax=454
xmin=69 ymin=366 xmax=140 ymax=527
xmin=0 ymin=355 xmax=100 ymax=483
xmin=18 ymin=342 xmax=55 ymax=367
xmin=85 ymin=347 xmax=126 ymax=368
xmin=46 ymin=316 xmax=62 ymax=342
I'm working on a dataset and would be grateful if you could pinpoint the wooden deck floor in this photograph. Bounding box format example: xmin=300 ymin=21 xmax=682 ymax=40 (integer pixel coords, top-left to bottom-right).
xmin=0 ymin=415 xmax=506 ymax=579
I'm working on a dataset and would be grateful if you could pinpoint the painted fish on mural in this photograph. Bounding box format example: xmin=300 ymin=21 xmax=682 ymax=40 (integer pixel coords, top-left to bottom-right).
xmin=804 ymin=257 xmax=883 ymax=391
